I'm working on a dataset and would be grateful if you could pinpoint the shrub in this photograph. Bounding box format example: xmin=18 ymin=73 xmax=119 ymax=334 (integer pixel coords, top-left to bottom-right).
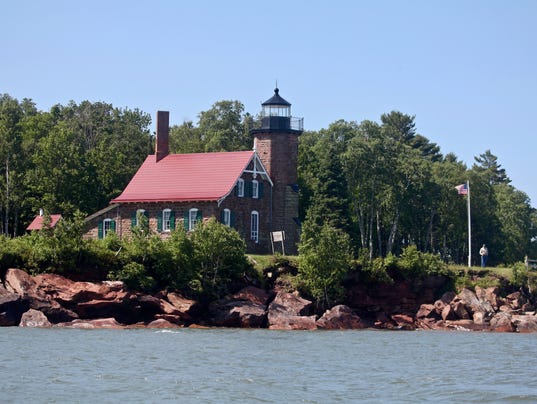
xmin=190 ymin=218 xmax=249 ymax=299
xmin=110 ymin=262 xmax=156 ymax=291
xmin=298 ymin=221 xmax=352 ymax=310
xmin=397 ymin=245 xmax=447 ymax=278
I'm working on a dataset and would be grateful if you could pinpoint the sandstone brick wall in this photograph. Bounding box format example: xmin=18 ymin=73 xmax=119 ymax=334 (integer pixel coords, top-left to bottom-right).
xmin=254 ymin=131 xmax=300 ymax=254
xmin=83 ymin=176 xmax=273 ymax=253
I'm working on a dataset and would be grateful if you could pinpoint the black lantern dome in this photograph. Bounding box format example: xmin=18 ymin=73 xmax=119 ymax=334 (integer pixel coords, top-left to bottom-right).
xmin=256 ymin=88 xmax=302 ymax=132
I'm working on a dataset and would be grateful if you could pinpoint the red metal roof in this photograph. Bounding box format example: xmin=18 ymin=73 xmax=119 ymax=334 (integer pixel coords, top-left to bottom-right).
xmin=27 ymin=214 xmax=62 ymax=231
xmin=111 ymin=151 xmax=255 ymax=203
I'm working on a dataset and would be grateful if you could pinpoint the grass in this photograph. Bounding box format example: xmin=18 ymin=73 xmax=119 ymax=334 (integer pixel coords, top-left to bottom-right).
xmin=447 ymin=264 xmax=513 ymax=281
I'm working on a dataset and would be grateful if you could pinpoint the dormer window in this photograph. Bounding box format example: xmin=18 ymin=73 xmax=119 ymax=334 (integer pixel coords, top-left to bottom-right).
xmin=237 ymin=179 xmax=245 ymax=197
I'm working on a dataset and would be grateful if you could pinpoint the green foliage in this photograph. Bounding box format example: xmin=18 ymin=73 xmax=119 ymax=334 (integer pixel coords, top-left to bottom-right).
xmin=511 ymin=262 xmax=528 ymax=288
xmin=112 ymin=262 xmax=156 ymax=291
xmin=397 ymin=245 xmax=447 ymax=278
xmin=358 ymin=256 xmax=394 ymax=284
xmin=298 ymin=220 xmax=352 ymax=310
xmin=190 ymin=218 xmax=249 ymax=299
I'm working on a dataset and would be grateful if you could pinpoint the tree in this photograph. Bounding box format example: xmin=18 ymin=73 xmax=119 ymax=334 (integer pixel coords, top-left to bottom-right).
xmin=494 ymin=184 xmax=533 ymax=264
xmin=473 ymin=150 xmax=510 ymax=185
xmin=0 ymin=94 xmax=33 ymax=235
xmin=198 ymin=100 xmax=251 ymax=152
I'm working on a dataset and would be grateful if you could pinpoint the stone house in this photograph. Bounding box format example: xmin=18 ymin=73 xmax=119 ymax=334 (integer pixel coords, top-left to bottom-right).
xmin=84 ymin=88 xmax=303 ymax=253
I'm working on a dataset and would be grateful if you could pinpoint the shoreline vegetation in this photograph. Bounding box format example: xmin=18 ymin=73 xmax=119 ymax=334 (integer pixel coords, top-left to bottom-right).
xmin=1 ymin=96 xmax=536 ymax=332
xmin=1 ymin=215 xmax=536 ymax=332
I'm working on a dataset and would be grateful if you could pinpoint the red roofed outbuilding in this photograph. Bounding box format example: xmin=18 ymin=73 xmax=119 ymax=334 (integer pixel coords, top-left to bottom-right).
xmin=84 ymin=89 xmax=302 ymax=254
xmin=27 ymin=211 xmax=62 ymax=231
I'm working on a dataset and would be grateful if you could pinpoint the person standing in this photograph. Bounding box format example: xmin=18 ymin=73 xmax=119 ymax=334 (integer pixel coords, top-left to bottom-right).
xmin=479 ymin=244 xmax=489 ymax=267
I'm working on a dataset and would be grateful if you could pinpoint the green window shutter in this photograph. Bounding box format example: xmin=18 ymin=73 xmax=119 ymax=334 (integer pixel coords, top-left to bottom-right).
xmin=131 ymin=211 xmax=137 ymax=228
xmin=259 ymin=182 xmax=264 ymax=198
xmin=220 ymin=210 xmax=226 ymax=223
xmin=144 ymin=211 xmax=149 ymax=219
xmin=183 ymin=211 xmax=189 ymax=231
xmin=98 ymin=221 xmax=103 ymax=239
xmin=169 ymin=210 xmax=175 ymax=230
xmin=196 ymin=210 xmax=202 ymax=225
xmin=230 ymin=211 xmax=236 ymax=228
xmin=245 ymin=181 xmax=252 ymax=198
xmin=110 ymin=220 xmax=116 ymax=232
xmin=157 ymin=213 xmax=163 ymax=232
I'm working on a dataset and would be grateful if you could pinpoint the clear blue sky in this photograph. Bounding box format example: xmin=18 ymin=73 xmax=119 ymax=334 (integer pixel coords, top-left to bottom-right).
xmin=3 ymin=1 xmax=536 ymax=206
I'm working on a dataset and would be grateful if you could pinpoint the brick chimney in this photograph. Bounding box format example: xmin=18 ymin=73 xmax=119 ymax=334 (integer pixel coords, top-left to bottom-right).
xmin=155 ymin=111 xmax=170 ymax=162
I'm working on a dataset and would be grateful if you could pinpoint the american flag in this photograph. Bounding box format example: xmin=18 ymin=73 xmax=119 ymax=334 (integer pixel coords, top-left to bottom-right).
xmin=455 ymin=183 xmax=468 ymax=195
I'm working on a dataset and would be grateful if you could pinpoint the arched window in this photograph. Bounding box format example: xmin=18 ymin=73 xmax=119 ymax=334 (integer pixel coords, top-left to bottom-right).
xmin=251 ymin=210 xmax=259 ymax=243
xmin=252 ymin=180 xmax=259 ymax=199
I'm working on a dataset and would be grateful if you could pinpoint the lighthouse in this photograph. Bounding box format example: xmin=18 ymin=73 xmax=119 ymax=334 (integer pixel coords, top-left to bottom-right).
xmin=251 ymin=88 xmax=303 ymax=254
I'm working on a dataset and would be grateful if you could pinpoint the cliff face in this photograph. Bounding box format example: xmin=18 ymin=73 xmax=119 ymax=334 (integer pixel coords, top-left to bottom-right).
xmin=1 ymin=268 xmax=536 ymax=332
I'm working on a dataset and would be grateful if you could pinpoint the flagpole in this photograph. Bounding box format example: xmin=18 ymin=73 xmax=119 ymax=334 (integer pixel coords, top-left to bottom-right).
xmin=467 ymin=180 xmax=471 ymax=268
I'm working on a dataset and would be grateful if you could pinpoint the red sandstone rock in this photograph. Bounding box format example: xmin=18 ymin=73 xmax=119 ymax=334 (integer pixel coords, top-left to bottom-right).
xmin=5 ymin=269 xmax=78 ymax=323
xmin=475 ymin=286 xmax=500 ymax=310
xmin=231 ymin=286 xmax=270 ymax=306
xmin=209 ymin=286 xmax=270 ymax=328
xmin=434 ymin=299 xmax=446 ymax=315
xmin=317 ymin=305 xmax=363 ymax=330
xmin=269 ymin=291 xmax=312 ymax=317
xmin=147 ymin=318 xmax=182 ymax=328
xmin=56 ymin=318 xmax=124 ymax=329
xmin=166 ymin=292 xmax=201 ymax=320
xmin=441 ymin=304 xmax=456 ymax=321
xmin=442 ymin=319 xmax=489 ymax=331
xmin=0 ymin=284 xmax=29 ymax=326
xmin=5 ymin=268 xmax=40 ymax=297
xmin=416 ymin=304 xmax=436 ymax=319
xmin=457 ymin=288 xmax=494 ymax=317
xmin=505 ymin=291 xmax=525 ymax=311
xmin=268 ymin=314 xmax=317 ymax=330
xmin=388 ymin=314 xmax=415 ymax=330
xmin=267 ymin=291 xmax=316 ymax=330
xmin=489 ymin=312 xmax=514 ymax=332
xmin=19 ymin=309 xmax=52 ymax=328
xmin=210 ymin=300 xmax=267 ymax=328
xmin=452 ymin=301 xmax=470 ymax=319
xmin=512 ymin=315 xmax=537 ymax=333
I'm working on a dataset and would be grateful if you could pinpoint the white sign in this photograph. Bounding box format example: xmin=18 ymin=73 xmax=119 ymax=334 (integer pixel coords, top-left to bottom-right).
xmin=272 ymin=231 xmax=284 ymax=242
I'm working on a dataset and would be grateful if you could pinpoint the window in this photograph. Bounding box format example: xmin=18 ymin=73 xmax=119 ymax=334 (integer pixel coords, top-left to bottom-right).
xmin=162 ymin=209 xmax=172 ymax=232
xmin=252 ymin=180 xmax=259 ymax=199
xmin=222 ymin=208 xmax=231 ymax=227
xmin=136 ymin=209 xmax=145 ymax=226
xmin=189 ymin=208 xmax=198 ymax=231
xmin=237 ymin=179 xmax=244 ymax=197
xmin=102 ymin=218 xmax=115 ymax=238
xmin=251 ymin=211 xmax=259 ymax=243
xmin=184 ymin=208 xmax=202 ymax=231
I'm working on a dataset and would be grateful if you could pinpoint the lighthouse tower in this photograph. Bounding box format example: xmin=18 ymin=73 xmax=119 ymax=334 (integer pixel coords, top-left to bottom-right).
xmin=251 ymin=88 xmax=303 ymax=254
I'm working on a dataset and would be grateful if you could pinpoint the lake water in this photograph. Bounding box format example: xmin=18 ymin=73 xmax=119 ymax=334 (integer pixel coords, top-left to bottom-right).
xmin=1 ymin=328 xmax=536 ymax=403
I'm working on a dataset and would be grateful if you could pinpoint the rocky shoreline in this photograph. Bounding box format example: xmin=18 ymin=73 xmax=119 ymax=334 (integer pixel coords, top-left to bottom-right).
xmin=1 ymin=267 xmax=537 ymax=332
